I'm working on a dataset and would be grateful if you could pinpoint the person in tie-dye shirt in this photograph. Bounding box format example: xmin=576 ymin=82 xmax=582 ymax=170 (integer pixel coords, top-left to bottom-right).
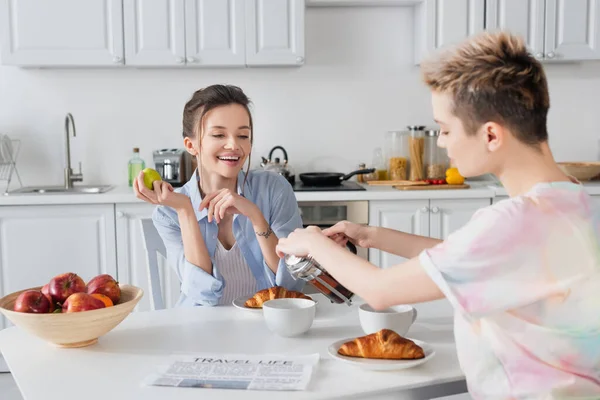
xmin=276 ymin=31 xmax=600 ymax=399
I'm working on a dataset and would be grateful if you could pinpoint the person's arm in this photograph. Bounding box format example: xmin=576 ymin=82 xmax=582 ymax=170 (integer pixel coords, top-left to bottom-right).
xmin=307 ymin=235 xmax=444 ymax=309
xmin=177 ymin=203 xmax=212 ymax=274
xmin=324 ymin=221 xmax=441 ymax=259
xmin=248 ymin=212 xmax=280 ymax=274
xmin=369 ymin=227 xmax=442 ymax=259
xmin=153 ymin=207 xmax=224 ymax=306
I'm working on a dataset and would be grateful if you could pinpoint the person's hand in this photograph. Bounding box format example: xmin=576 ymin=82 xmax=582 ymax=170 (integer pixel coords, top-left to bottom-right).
xmin=322 ymin=221 xmax=372 ymax=248
xmin=276 ymin=226 xmax=324 ymax=258
xmin=133 ymin=171 xmax=191 ymax=211
xmin=199 ymin=188 xmax=260 ymax=224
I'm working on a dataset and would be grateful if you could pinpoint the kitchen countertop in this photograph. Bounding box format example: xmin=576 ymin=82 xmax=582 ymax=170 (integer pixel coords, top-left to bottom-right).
xmin=0 ymin=182 xmax=497 ymax=205
xmin=2 ymin=181 xmax=599 ymax=206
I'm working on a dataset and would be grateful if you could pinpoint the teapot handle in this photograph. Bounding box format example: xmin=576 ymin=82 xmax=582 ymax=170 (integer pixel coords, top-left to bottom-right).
xmin=268 ymin=146 xmax=288 ymax=163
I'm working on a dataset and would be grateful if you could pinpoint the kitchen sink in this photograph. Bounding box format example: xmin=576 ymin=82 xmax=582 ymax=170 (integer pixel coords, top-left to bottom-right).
xmin=6 ymin=185 xmax=114 ymax=195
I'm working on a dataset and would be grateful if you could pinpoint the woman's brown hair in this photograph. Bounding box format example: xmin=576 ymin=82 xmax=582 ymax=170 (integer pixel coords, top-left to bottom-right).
xmin=182 ymin=84 xmax=253 ymax=191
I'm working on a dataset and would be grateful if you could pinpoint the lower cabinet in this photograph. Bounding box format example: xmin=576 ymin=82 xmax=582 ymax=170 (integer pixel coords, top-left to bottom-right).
xmin=115 ymin=203 xmax=181 ymax=311
xmin=368 ymin=198 xmax=491 ymax=318
xmin=0 ymin=204 xmax=117 ymax=329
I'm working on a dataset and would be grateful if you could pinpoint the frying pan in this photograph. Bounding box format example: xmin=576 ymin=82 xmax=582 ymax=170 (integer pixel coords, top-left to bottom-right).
xmin=299 ymin=168 xmax=375 ymax=186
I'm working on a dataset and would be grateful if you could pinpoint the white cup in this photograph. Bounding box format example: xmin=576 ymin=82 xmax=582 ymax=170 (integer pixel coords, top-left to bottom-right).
xmin=262 ymin=298 xmax=316 ymax=337
xmin=358 ymin=304 xmax=418 ymax=336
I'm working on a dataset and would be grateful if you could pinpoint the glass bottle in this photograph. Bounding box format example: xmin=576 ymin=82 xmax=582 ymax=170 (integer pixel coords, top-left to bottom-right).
xmin=128 ymin=147 xmax=146 ymax=187
xmin=372 ymin=148 xmax=388 ymax=180
xmin=424 ymin=129 xmax=447 ymax=179
xmin=407 ymin=125 xmax=426 ymax=181
xmin=357 ymin=163 xmax=366 ymax=183
xmin=385 ymin=130 xmax=409 ymax=180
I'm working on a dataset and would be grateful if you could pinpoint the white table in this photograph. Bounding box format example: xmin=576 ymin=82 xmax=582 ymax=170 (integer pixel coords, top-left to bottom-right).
xmin=0 ymin=297 xmax=466 ymax=399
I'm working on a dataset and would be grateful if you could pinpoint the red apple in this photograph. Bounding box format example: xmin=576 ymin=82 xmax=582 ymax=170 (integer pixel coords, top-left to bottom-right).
xmin=48 ymin=273 xmax=86 ymax=304
xmin=62 ymin=292 xmax=106 ymax=313
xmin=13 ymin=290 xmax=51 ymax=313
xmin=41 ymin=283 xmax=55 ymax=312
xmin=86 ymin=274 xmax=121 ymax=304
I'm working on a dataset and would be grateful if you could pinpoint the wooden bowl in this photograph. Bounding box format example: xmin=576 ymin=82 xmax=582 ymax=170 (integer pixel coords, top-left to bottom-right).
xmin=0 ymin=285 xmax=143 ymax=348
xmin=558 ymin=162 xmax=600 ymax=181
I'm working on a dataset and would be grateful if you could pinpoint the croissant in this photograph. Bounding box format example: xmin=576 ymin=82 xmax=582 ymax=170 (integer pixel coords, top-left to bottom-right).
xmin=244 ymin=286 xmax=312 ymax=308
xmin=338 ymin=329 xmax=425 ymax=360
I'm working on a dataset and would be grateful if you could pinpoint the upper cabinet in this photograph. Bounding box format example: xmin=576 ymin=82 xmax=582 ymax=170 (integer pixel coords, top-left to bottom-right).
xmin=414 ymin=0 xmax=485 ymax=64
xmin=486 ymin=0 xmax=546 ymax=58
xmin=487 ymin=0 xmax=600 ymax=61
xmin=123 ymin=0 xmax=186 ymax=66
xmin=184 ymin=0 xmax=246 ymax=67
xmin=0 ymin=0 xmax=124 ymax=66
xmin=0 ymin=0 xmax=305 ymax=67
xmin=246 ymin=0 xmax=305 ymax=66
xmin=416 ymin=0 xmax=600 ymax=63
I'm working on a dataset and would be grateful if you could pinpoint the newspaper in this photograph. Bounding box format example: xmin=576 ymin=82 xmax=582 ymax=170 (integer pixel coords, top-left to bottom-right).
xmin=144 ymin=353 xmax=320 ymax=391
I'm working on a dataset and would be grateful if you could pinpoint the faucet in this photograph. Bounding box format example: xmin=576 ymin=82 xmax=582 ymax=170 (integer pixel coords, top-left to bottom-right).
xmin=64 ymin=113 xmax=83 ymax=189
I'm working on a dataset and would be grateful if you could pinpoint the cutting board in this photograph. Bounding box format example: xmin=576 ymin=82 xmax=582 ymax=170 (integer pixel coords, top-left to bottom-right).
xmin=393 ymin=184 xmax=470 ymax=191
xmin=367 ymin=180 xmax=429 ymax=186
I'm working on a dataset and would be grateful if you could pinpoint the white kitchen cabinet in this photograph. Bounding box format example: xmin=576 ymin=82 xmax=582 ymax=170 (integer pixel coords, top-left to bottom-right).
xmin=414 ymin=0 xmax=485 ymax=64
xmin=184 ymin=0 xmax=246 ymax=67
xmin=115 ymin=204 xmax=180 ymax=312
xmin=123 ymin=0 xmax=186 ymax=66
xmin=544 ymin=0 xmax=600 ymax=60
xmin=0 ymin=0 xmax=124 ymax=67
xmin=368 ymin=199 xmax=430 ymax=268
xmin=369 ymin=198 xmax=490 ymax=320
xmin=0 ymin=204 xmax=117 ymax=329
xmin=369 ymin=198 xmax=489 ymax=268
xmin=486 ymin=0 xmax=600 ymax=61
xmin=486 ymin=0 xmax=545 ymax=58
xmin=245 ymin=0 xmax=305 ymax=66
xmin=429 ymin=198 xmax=490 ymax=240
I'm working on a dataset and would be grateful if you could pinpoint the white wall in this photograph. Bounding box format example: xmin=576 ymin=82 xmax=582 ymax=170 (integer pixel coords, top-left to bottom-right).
xmin=1 ymin=7 xmax=599 ymax=188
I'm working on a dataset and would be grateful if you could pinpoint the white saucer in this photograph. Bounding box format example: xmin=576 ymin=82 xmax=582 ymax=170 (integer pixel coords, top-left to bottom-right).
xmin=232 ymin=294 xmax=317 ymax=313
xmin=328 ymin=337 xmax=435 ymax=371
xmin=232 ymin=295 xmax=263 ymax=313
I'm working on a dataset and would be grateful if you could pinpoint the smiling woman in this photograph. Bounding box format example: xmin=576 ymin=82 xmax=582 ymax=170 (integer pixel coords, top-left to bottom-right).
xmin=133 ymin=85 xmax=304 ymax=307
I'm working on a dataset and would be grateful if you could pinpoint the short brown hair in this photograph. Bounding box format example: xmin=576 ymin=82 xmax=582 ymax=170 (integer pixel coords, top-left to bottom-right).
xmin=422 ymin=31 xmax=550 ymax=145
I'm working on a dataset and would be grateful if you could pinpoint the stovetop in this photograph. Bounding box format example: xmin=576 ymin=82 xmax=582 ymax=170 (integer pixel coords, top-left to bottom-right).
xmin=292 ymin=181 xmax=366 ymax=192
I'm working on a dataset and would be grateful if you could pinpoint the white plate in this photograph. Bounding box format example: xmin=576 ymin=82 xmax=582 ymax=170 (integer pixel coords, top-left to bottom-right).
xmin=328 ymin=337 xmax=435 ymax=371
xmin=232 ymin=295 xmax=263 ymax=313
xmin=232 ymin=294 xmax=317 ymax=313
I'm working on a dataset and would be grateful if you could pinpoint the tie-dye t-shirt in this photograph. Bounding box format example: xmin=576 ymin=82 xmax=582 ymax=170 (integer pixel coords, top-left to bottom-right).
xmin=419 ymin=182 xmax=600 ymax=399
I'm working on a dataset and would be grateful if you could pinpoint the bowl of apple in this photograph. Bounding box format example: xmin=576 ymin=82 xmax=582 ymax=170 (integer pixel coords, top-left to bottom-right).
xmin=0 ymin=272 xmax=143 ymax=348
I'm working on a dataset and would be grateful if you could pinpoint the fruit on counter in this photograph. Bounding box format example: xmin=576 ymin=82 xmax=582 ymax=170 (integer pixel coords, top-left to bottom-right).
xmin=445 ymin=168 xmax=465 ymax=185
xmin=91 ymin=293 xmax=113 ymax=307
xmin=41 ymin=284 xmax=55 ymax=312
xmin=62 ymin=292 xmax=106 ymax=313
xmin=142 ymin=168 xmax=162 ymax=190
xmin=48 ymin=273 xmax=86 ymax=304
xmin=13 ymin=290 xmax=51 ymax=313
xmin=423 ymin=179 xmax=447 ymax=185
xmin=86 ymin=274 xmax=121 ymax=304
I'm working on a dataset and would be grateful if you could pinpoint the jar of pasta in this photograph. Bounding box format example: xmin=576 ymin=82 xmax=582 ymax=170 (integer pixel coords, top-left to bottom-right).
xmin=424 ymin=129 xmax=448 ymax=180
xmin=385 ymin=130 xmax=409 ymax=180
xmin=407 ymin=125 xmax=426 ymax=181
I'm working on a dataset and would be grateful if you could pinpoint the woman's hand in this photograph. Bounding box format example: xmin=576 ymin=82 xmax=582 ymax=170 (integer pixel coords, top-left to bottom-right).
xmin=199 ymin=188 xmax=260 ymax=224
xmin=322 ymin=221 xmax=373 ymax=248
xmin=133 ymin=171 xmax=192 ymax=212
xmin=276 ymin=226 xmax=325 ymax=258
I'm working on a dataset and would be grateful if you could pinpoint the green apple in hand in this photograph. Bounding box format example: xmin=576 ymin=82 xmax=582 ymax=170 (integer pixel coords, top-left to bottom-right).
xmin=142 ymin=168 xmax=162 ymax=190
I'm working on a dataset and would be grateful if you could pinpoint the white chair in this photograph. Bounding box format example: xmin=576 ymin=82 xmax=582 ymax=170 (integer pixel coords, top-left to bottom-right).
xmin=139 ymin=218 xmax=167 ymax=311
